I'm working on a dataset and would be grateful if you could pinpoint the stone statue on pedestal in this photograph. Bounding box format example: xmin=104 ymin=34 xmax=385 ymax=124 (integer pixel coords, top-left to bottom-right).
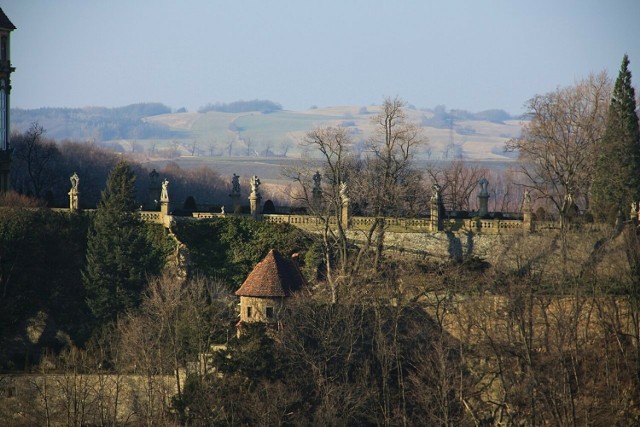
xmin=313 ymin=171 xmax=322 ymax=192
xmin=250 ymin=175 xmax=261 ymax=196
xmin=249 ymin=175 xmax=262 ymax=218
xmin=479 ymin=177 xmax=489 ymax=196
xmin=231 ymin=173 xmax=240 ymax=195
xmin=229 ymin=174 xmax=241 ymax=213
xmin=431 ymin=184 xmax=441 ymax=202
xmin=339 ymin=181 xmax=349 ymax=205
xmin=161 ymin=179 xmax=169 ymax=202
xmin=478 ymin=178 xmax=490 ymax=217
xmin=70 ymin=173 xmax=79 ymax=191
xmin=69 ymin=172 xmax=80 ymax=211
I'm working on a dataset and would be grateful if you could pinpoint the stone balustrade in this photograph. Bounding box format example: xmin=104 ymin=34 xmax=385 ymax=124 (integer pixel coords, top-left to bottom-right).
xmin=48 ymin=207 xmax=586 ymax=236
xmin=139 ymin=211 xmax=163 ymax=223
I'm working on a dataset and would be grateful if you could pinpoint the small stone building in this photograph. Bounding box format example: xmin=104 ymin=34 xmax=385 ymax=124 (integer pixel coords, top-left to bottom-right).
xmin=235 ymin=249 xmax=305 ymax=327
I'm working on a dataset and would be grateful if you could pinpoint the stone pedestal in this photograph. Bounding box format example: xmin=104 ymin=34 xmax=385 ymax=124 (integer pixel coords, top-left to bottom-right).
xmin=69 ymin=190 xmax=79 ymax=212
xmin=249 ymin=194 xmax=262 ymax=219
xmin=477 ymin=177 xmax=490 ymax=217
xmin=230 ymin=193 xmax=241 ymax=214
xmin=430 ymin=184 xmax=443 ymax=232
xmin=523 ymin=190 xmax=534 ymax=232
xmin=312 ymin=171 xmax=323 ymax=212
xmin=161 ymin=200 xmax=170 ymax=217
xmin=430 ymin=199 xmax=442 ymax=231
xmin=312 ymin=188 xmax=322 ymax=211
xmin=523 ymin=209 xmax=534 ymax=232
xmin=478 ymin=194 xmax=489 ymax=217
xmin=341 ymin=199 xmax=350 ymax=229
xmin=249 ymin=175 xmax=262 ymax=219
xmin=339 ymin=181 xmax=350 ymax=229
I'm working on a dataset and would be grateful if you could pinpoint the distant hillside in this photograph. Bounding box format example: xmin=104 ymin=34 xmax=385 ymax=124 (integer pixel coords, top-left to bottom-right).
xmin=11 ymin=103 xmax=186 ymax=142
xmin=11 ymin=102 xmax=523 ymax=162
xmin=198 ymin=99 xmax=283 ymax=114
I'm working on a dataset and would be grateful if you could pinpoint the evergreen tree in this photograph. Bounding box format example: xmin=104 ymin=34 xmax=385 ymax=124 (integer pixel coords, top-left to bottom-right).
xmin=83 ymin=161 xmax=153 ymax=326
xmin=592 ymin=54 xmax=640 ymax=223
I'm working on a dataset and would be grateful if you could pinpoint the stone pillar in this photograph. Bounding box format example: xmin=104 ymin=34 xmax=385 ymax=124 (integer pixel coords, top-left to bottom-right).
xmin=249 ymin=194 xmax=262 ymax=218
xmin=312 ymin=171 xmax=322 ymax=211
xmin=249 ymin=175 xmax=262 ymax=219
xmin=68 ymin=172 xmax=79 ymax=212
xmin=148 ymin=169 xmax=161 ymax=210
xmin=160 ymin=178 xmax=170 ymax=217
xmin=523 ymin=190 xmax=534 ymax=232
xmin=230 ymin=173 xmax=241 ymax=213
xmin=339 ymin=182 xmax=350 ymax=229
xmin=430 ymin=184 xmax=443 ymax=231
xmin=478 ymin=177 xmax=489 ymax=217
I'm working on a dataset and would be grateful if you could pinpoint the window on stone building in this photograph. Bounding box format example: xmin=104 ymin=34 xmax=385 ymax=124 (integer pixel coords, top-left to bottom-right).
xmin=266 ymin=306 xmax=274 ymax=318
xmin=247 ymin=306 xmax=252 ymax=318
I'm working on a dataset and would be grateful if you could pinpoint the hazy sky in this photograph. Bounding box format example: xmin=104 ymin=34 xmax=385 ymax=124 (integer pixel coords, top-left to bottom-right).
xmin=2 ymin=0 xmax=639 ymax=115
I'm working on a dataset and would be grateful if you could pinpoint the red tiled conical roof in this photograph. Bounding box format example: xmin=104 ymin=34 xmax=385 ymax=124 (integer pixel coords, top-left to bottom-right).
xmin=235 ymin=249 xmax=305 ymax=297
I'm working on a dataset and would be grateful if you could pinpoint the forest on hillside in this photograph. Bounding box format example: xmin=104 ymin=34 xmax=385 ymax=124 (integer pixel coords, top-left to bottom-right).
xmin=1 ymin=200 xmax=639 ymax=425
xmin=7 ymin=122 xmax=235 ymax=210
xmin=10 ymin=103 xmax=185 ymax=142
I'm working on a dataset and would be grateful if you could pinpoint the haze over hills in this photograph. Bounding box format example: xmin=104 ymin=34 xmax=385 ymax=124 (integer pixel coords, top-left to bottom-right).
xmin=11 ymin=101 xmax=523 ymax=166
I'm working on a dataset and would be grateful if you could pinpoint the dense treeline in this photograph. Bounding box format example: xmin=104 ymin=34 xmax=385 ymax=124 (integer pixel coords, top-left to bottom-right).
xmin=421 ymin=105 xmax=518 ymax=129
xmin=197 ymin=99 xmax=283 ymax=114
xmin=0 ymin=203 xmax=174 ymax=369
xmin=8 ymin=123 xmax=229 ymax=208
xmin=11 ymin=103 xmax=183 ymax=141
xmin=0 ymin=207 xmax=90 ymax=367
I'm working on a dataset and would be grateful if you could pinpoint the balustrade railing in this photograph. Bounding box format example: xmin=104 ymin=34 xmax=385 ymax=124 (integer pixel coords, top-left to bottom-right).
xmin=94 ymin=209 xmax=582 ymax=235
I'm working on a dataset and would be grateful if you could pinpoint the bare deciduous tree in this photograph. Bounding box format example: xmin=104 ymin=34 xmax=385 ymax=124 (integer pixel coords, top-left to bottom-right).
xmin=506 ymin=72 xmax=612 ymax=227
xmin=284 ymin=126 xmax=367 ymax=302
xmin=11 ymin=122 xmax=62 ymax=198
xmin=427 ymin=159 xmax=488 ymax=212
xmin=356 ymin=97 xmax=426 ymax=266
xmin=117 ymin=273 xmax=232 ymax=423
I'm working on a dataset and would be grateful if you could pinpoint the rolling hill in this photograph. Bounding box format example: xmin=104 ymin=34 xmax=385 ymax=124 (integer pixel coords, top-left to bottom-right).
xmin=143 ymin=105 xmax=523 ymax=161
xmin=10 ymin=103 xmax=524 ymax=183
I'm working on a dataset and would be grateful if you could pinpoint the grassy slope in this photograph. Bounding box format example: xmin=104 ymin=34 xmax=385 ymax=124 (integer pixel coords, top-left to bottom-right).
xmin=137 ymin=106 xmax=522 ymax=163
xmin=124 ymin=106 xmax=522 ymax=194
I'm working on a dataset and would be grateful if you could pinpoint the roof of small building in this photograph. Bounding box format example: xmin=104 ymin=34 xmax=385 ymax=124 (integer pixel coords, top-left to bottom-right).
xmin=235 ymin=249 xmax=305 ymax=298
xmin=0 ymin=9 xmax=16 ymax=31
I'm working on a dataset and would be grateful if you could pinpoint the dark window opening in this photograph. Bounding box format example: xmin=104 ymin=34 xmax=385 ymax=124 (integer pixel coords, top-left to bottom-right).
xmin=247 ymin=306 xmax=252 ymax=318
xmin=266 ymin=307 xmax=274 ymax=318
